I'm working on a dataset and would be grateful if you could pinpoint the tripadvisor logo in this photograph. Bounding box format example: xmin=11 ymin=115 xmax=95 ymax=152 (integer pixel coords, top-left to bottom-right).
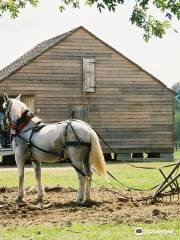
xmin=135 ymin=227 xmax=143 ymax=235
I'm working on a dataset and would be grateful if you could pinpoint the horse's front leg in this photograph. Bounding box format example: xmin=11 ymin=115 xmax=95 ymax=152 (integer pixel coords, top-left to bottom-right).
xmin=15 ymin=153 xmax=25 ymax=202
xmin=32 ymin=160 xmax=44 ymax=202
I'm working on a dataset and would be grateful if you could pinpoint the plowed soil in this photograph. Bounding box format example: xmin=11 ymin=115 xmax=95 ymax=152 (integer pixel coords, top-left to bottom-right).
xmin=0 ymin=186 xmax=179 ymax=226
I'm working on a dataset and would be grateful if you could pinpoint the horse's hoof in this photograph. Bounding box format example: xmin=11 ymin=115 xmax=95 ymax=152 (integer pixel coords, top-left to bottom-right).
xmin=76 ymin=199 xmax=85 ymax=205
xmin=35 ymin=195 xmax=43 ymax=203
xmin=83 ymin=199 xmax=93 ymax=207
xmin=15 ymin=196 xmax=23 ymax=203
xmin=85 ymin=196 xmax=91 ymax=202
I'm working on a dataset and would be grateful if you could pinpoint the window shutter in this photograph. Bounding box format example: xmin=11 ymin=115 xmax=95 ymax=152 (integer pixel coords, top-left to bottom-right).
xmin=82 ymin=58 xmax=96 ymax=92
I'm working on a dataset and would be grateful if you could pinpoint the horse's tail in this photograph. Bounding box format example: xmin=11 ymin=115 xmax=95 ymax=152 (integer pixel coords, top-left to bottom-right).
xmin=89 ymin=130 xmax=108 ymax=180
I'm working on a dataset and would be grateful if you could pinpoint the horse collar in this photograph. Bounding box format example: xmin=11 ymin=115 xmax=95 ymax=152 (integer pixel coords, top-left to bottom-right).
xmin=11 ymin=110 xmax=34 ymax=135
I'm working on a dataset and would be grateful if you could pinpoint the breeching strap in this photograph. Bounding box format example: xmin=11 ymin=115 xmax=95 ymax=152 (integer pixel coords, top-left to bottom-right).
xmin=15 ymin=121 xmax=91 ymax=181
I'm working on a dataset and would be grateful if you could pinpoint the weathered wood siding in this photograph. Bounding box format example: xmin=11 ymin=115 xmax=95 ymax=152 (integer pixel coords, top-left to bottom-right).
xmin=0 ymin=28 xmax=175 ymax=153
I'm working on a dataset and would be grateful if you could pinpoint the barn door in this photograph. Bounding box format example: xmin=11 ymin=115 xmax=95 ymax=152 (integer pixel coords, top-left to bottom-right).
xmin=82 ymin=58 xmax=96 ymax=92
xmin=70 ymin=105 xmax=89 ymax=122
xmin=21 ymin=95 xmax=36 ymax=113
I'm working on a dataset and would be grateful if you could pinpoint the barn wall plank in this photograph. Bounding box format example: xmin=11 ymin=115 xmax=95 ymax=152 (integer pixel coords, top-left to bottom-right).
xmin=0 ymin=27 xmax=175 ymax=153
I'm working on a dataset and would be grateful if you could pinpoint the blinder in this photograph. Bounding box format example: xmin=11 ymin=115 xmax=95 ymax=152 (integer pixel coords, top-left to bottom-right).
xmin=1 ymin=100 xmax=12 ymax=130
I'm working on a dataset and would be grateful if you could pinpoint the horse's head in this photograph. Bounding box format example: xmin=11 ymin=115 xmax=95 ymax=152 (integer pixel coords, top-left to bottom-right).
xmin=1 ymin=93 xmax=28 ymax=130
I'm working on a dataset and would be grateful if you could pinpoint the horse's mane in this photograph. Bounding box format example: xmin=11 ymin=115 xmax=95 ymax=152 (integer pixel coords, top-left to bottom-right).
xmin=12 ymin=98 xmax=41 ymax=123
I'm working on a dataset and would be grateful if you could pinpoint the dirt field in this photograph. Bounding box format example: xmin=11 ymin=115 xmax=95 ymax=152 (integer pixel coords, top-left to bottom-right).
xmin=0 ymin=186 xmax=179 ymax=226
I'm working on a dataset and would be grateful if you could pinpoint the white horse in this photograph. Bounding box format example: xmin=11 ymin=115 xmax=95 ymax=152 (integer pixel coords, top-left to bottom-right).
xmin=1 ymin=93 xmax=107 ymax=203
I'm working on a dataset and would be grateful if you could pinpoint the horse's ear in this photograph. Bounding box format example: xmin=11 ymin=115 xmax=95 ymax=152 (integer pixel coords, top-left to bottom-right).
xmin=16 ymin=93 xmax=21 ymax=100
xmin=3 ymin=93 xmax=9 ymax=102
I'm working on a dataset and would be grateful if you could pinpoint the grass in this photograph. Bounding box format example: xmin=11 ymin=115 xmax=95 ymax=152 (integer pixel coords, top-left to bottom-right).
xmin=0 ymin=161 xmax=178 ymax=190
xmin=174 ymin=150 xmax=180 ymax=159
xmin=0 ymin=162 xmax=179 ymax=240
xmin=0 ymin=220 xmax=179 ymax=240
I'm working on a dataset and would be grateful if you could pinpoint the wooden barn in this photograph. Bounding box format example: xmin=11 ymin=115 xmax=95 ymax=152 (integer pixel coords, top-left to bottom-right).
xmin=0 ymin=26 xmax=175 ymax=161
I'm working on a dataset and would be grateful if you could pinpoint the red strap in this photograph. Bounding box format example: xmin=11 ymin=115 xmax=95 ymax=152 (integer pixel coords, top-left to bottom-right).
xmin=11 ymin=113 xmax=34 ymax=133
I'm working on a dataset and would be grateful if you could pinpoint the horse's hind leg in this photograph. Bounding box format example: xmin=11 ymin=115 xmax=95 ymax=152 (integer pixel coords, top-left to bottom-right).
xmin=75 ymin=168 xmax=86 ymax=204
xmin=32 ymin=160 xmax=44 ymax=202
xmin=67 ymin=146 xmax=88 ymax=204
xmin=83 ymin=151 xmax=92 ymax=201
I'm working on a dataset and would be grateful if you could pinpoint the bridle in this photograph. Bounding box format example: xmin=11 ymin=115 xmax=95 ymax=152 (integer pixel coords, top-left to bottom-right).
xmin=1 ymin=100 xmax=34 ymax=135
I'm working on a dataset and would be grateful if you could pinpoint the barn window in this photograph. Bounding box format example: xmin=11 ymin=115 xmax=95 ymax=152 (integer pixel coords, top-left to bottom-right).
xmin=82 ymin=58 xmax=96 ymax=92
xmin=148 ymin=152 xmax=160 ymax=158
xmin=70 ymin=105 xmax=89 ymax=122
xmin=21 ymin=95 xmax=36 ymax=113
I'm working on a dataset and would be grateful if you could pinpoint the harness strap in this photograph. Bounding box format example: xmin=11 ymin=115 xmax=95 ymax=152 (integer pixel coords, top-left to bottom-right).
xmin=17 ymin=131 xmax=91 ymax=179
xmin=65 ymin=141 xmax=91 ymax=147
xmin=26 ymin=126 xmax=36 ymax=159
xmin=106 ymin=170 xmax=160 ymax=191
xmin=20 ymin=121 xmax=43 ymax=134
xmin=64 ymin=120 xmax=80 ymax=143
xmin=17 ymin=120 xmax=91 ymax=161
xmin=17 ymin=134 xmax=64 ymax=158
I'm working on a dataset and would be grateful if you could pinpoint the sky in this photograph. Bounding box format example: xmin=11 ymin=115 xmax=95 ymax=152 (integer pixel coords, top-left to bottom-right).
xmin=0 ymin=0 xmax=180 ymax=88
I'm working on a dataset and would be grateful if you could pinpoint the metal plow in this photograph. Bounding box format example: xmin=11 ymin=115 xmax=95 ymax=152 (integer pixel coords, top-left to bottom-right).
xmin=137 ymin=162 xmax=180 ymax=203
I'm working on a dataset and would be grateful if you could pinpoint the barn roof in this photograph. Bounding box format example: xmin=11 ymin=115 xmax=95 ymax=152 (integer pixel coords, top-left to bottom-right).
xmin=0 ymin=27 xmax=78 ymax=81
xmin=0 ymin=26 xmax=175 ymax=94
